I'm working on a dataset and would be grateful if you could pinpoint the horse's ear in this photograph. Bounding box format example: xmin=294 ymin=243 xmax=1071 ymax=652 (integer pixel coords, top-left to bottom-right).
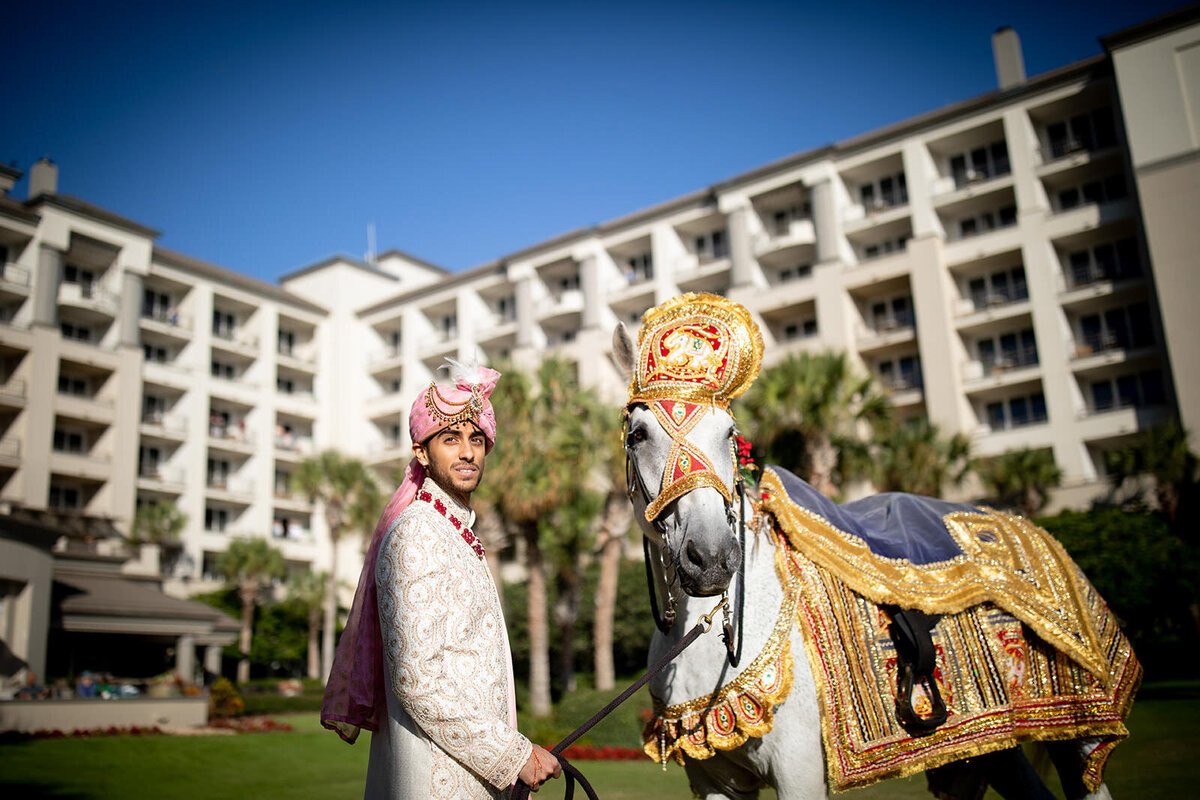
xmin=612 ymin=323 xmax=637 ymax=383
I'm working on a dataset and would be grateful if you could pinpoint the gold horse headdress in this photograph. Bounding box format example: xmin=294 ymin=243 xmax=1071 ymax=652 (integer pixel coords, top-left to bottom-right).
xmin=626 ymin=293 xmax=764 ymax=521
xmin=627 ymin=293 xmax=763 ymax=409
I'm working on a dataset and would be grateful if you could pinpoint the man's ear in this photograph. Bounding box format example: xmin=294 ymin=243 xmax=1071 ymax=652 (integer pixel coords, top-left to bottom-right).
xmin=412 ymin=442 xmax=429 ymax=467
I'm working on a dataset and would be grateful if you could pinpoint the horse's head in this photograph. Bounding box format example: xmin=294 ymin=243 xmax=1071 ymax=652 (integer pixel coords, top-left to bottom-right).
xmin=614 ymin=322 xmax=743 ymax=598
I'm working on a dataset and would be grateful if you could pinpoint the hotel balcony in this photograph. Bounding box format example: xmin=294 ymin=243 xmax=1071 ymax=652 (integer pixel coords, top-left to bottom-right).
xmin=211 ymin=329 xmax=260 ymax=359
xmin=139 ymin=309 xmax=193 ymax=342
xmin=536 ymin=288 xmax=584 ymax=322
xmin=0 ymin=263 xmax=31 ymax=302
xmin=961 ymin=349 xmax=1041 ymax=393
xmin=206 ymin=477 xmax=256 ymax=506
xmin=0 ymin=377 xmax=27 ymax=409
xmin=50 ymin=449 xmax=112 ymax=483
xmin=0 ymin=435 xmax=20 ymax=469
xmin=274 ymin=434 xmax=315 ymax=461
xmin=139 ymin=413 xmax=188 ymax=443
xmin=854 ymin=314 xmax=916 ymax=355
xmin=57 ymin=282 xmax=119 ymax=322
xmin=753 ymin=218 xmax=816 ymax=260
xmin=55 ymin=392 xmax=115 ymax=427
xmin=208 ymin=427 xmax=256 ymax=456
xmin=137 ymin=464 xmax=186 ymax=495
xmin=369 ymin=345 xmax=405 ymax=375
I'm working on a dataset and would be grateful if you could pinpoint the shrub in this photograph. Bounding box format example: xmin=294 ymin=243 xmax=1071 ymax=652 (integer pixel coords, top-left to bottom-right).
xmin=208 ymin=677 xmax=245 ymax=718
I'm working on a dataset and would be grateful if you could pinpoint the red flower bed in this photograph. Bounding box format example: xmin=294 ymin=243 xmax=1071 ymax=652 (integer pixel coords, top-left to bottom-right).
xmin=0 ymin=725 xmax=164 ymax=742
xmin=547 ymin=743 xmax=645 ymax=761
xmin=208 ymin=716 xmax=293 ymax=733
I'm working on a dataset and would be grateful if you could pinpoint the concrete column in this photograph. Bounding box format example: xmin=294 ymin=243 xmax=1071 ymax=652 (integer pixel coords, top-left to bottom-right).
xmin=514 ymin=276 xmax=535 ymax=348
xmin=811 ymin=180 xmax=840 ymax=264
xmin=579 ymin=256 xmax=602 ymax=329
xmin=727 ymin=205 xmax=759 ymax=289
xmin=1003 ymin=108 xmax=1048 ymax=215
xmin=907 ymin=237 xmax=967 ymax=431
xmin=32 ymin=244 xmax=62 ymax=327
xmin=902 ymin=140 xmax=941 ymax=240
xmin=204 ymin=645 xmax=222 ymax=679
xmin=176 ymin=633 xmax=196 ymax=684
xmin=119 ymin=270 xmax=143 ymax=348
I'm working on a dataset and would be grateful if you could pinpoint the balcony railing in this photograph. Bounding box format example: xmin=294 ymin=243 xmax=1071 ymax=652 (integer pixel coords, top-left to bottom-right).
xmin=970 ymin=286 xmax=1028 ymax=311
xmin=209 ymin=426 xmax=254 ymax=445
xmin=0 ymin=378 xmax=27 ymax=400
xmin=141 ymin=308 xmax=192 ymax=330
xmin=951 ymin=164 xmax=1011 ymax=189
xmin=1066 ymin=262 xmax=1140 ymax=290
xmin=275 ymin=434 xmax=314 ymax=454
xmin=1 ymin=263 xmax=31 ymax=287
xmin=0 ymin=436 xmax=20 ymax=459
xmin=869 ymin=312 xmax=915 ymax=333
xmin=1074 ymin=332 xmax=1128 ymax=357
xmin=981 ymin=347 xmax=1039 ymax=375
xmin=58 ymin=282 xmax=119 ymax=316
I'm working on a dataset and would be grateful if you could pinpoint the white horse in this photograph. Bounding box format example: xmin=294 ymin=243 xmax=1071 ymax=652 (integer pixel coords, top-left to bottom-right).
xmin=613 ymin=323 xmax=1116 ymax=800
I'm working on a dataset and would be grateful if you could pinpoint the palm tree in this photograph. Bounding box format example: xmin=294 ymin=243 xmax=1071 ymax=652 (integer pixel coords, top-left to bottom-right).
xmin=480 ymin=357 xmax=606 ymax=716
xmin=131 ymin=501 xmax=186 ymax=544
xmin=217 ymin=538 xmax=286 ymax=684
xmin=976 ymin=447 xmax=1063 ymax=518
xmin=591 ymin=406 xmax=633 ymax=692
xmin=868 ymin=418 xmax=972 ymax=497
xmin=287 ymin=569 xmax=328 ymax=679
xmin=292 ymin=451 xmax=383 ymax=680
xmin=736 ymin=352 xmax=890 ymax=497
xmin=1103 ymin=419 xmax=1198 ymax=524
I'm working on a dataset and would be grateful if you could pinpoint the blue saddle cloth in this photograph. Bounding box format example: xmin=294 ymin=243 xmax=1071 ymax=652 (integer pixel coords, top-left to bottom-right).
xmin=769 ymin=466 xmax=980 ymax=566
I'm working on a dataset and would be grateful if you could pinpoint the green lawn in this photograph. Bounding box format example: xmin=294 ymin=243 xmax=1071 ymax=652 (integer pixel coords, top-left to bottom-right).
xmin=1 ymin=687 xmax=1196 ymax=799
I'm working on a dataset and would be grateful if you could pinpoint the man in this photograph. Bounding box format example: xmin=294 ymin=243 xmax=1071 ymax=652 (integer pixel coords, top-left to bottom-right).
xmin=323 ymin=361 xmax=560 ymax=799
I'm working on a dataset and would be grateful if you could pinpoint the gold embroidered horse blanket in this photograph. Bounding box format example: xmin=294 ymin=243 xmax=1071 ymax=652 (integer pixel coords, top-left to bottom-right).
xmin=643 ymin=467 xmax=1140 ymax=794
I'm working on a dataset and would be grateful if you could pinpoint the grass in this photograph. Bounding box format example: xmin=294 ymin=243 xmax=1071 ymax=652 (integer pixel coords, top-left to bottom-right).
xmin=1 ymin=686 xmax=1196 ymax=799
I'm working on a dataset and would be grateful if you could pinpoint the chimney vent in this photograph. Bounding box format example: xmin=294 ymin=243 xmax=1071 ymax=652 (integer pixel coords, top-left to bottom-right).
xmin=29 ymin=157 xmax=58 ymax=198
xmin=992 ymin=27 xmax=1026 ymax=90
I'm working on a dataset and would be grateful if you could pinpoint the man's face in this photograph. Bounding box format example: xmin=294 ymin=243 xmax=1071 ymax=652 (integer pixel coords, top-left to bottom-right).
xmin=413 ymin=422 xmax=487 ymax=505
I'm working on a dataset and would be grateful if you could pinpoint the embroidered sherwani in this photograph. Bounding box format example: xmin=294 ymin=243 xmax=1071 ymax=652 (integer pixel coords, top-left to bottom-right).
xmin=367 ymin=478 xmax=531 ymax=799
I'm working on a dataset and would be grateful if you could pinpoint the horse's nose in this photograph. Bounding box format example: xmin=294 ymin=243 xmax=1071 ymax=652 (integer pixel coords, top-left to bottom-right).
xmin=685 ymin=537 xmax=717 ymax=570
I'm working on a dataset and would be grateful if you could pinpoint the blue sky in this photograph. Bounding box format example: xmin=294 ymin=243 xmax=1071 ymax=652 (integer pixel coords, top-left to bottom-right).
xmin=2 ymin=1 xmax=1187 ymax=283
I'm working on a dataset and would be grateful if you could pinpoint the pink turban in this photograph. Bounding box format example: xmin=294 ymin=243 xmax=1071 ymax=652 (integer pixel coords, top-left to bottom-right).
xmin=321 ymin=363 xmax=502 ymax=743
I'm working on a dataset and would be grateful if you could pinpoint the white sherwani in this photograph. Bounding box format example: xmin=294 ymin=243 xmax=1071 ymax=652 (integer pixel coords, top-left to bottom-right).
xmin=366 ymin=478 xmax=531 ymax=799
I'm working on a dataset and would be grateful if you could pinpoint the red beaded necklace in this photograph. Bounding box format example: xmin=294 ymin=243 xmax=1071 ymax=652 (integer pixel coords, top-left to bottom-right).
xmin=417 ymin=490 xmax=485 ymax=559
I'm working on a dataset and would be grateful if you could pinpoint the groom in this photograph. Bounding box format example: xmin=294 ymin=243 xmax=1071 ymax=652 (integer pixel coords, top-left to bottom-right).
xmin=322 ymin=362 xmax=560 ymax=798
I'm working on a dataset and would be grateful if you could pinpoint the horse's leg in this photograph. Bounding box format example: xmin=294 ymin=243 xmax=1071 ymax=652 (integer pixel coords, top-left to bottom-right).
xmin=968 ymin=747 xmax=1058 ymax=800
xmin=1046 ymin=739 xmax=1115 ymax=800
xmin=750 ymin=635 xmax=827 ymax=800
xmin=683 ymin=754 xmax=763 ymax=800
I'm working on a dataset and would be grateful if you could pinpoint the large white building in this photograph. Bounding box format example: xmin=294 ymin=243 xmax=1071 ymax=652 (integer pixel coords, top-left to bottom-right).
xmin=2 ymin=7 xmax=1199 ymax=681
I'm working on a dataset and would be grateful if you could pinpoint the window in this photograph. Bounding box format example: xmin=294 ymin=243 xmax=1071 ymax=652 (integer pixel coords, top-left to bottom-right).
xmin=694 ymin=230 xmax=729 ymax=261
xmin=142 ymin=289 xmax=172 ymax=320
xmin=778 ymin=264 xmax=812 ymax=283
xmin=870 ymin=295 xmax=913 ymax=331
xmin=207 ymin=458 xmax=230 ymax=487
xmin=143 ymin=343 xmax=169 ymax=363
xmin=783 ymin=319 xmax=817 ymax=341
xmin=496 ymin=295 xmax=516 ymax=321
xmin=1046 ymin=107 xmax=1118 ymax=158
xmin=1089 ymin=369 xmax=1165 ymax=413
xmin=57 ymin=374 xmax=89 ymax=396
xmin=275 ymin=470 xmax=291 ymax=495
xmin=878 ymin=355 xmax=921 ymax=389
xmin=968 ymin=265 xmax=1028 ymax=309
xmin=276 ymin=376 xmax=295 ymax=394
xmin=985 ymin=392 xmax=1048 ymax=431
xmin=558 ymin=274 xmax=581 ymax=292
xmin=211 ymin=360 xmax=236 ymax=380
xmin=957 ymin=205 xmax=1016 ymax=239
xmin=624 ymin=253 xmax=653 ymax=282
xmin=440 ymin=314 xmax=458 ymax=339
xmin=277 ymin=329 xmax=295 ymax=356
xmin=204 ymin=506 xmax=229 ymax=533
xmin=1078 ymin=302 xmax=1153 ymax=354
xmin=1067 ymin=237 xmax=1140 ymax=286
xmin=860 ymin=171 xmax=908 ymax=210
xmin=978 ymin=328 xmax=1038 ymax=373
xmin=770 ymin=203 xmax=811 ymax=235
xmin=49 ymin=485 xmax=82 ymax=510
xmin=53 ymin=428 xmax=86 ymax=453
xmin=862 ymin=235 xmax=909 ymax=260
xmin=139 ymin=445 xmax=161 ymax=476
xmin=1056 ymin=174 xmax=1128 ymax=211
xmin=949 ymin=140 xmax=1011 ymax=187
xmin=143 ymin=394 xmax=166 ymax=422
xmin=212 ymin=310 xmax=236 ymax=338
xmin=63 ymin=265 xmax=95 ymax=293
xmin=61 ymin=321 xmax=92 ymax=342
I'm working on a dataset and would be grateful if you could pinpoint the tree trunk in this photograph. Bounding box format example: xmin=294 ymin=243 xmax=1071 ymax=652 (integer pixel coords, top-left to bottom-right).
xmin=555 ymin=564 xmax=580 ymax=695
xmin=307 ymin=606 xmax=321 ymax=680
xmin=524 ymin=523 xmax=552 ymax=717
xmin=322 ymin=527 xmax=340 ymax=681
xmin=237 ymin=582 xmax=257 ymax=685
xmin=808 ymin=434 xmax=839 ymax=498
xmin=593 ymin=495 xmax=630 ymax=690
xmin=476 ymin=504 xmax=507 ymax=614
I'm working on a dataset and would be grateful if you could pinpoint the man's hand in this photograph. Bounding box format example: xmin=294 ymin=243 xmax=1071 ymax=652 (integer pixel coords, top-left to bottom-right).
xmin=517 ymin=744 xmax=561 ymax=793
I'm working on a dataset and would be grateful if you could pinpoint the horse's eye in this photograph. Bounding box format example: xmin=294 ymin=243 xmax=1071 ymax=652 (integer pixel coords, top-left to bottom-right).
xmin=628 ymin=428 xmax=647 ymax=445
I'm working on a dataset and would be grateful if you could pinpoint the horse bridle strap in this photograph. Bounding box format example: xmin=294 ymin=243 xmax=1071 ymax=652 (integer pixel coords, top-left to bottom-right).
xmin=640 ymin=400 xmax=732 ymax=522
xmin=510 ymin=599 xmax=727 ymax=800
